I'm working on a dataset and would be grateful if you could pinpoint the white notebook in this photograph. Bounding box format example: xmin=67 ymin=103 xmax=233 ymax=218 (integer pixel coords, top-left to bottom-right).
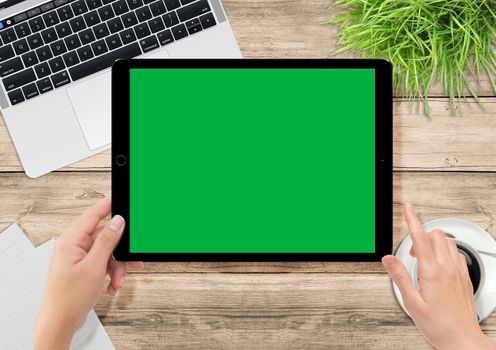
xmin=0 ymin=224 xmax=115 ymax=350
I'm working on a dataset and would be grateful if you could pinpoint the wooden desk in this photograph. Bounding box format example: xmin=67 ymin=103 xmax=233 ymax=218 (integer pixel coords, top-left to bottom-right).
xmin=1 ymin=1 xmax=495 ymax=348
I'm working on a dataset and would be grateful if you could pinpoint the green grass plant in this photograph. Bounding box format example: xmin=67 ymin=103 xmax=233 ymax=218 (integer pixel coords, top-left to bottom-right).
xmin=327 ymin=0 xmax=496 ymax=115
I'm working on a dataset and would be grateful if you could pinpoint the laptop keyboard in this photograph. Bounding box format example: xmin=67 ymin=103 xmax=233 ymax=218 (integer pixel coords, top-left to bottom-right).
xmin=0 ymin=0 xmax=217 ymax=105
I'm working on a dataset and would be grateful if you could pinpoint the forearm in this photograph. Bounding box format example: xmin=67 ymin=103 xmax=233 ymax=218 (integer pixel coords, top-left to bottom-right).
xmin=34 ymin=313 xmax=76 ymax=350
xmin=438 ymin=331 xmax=496 ymax=350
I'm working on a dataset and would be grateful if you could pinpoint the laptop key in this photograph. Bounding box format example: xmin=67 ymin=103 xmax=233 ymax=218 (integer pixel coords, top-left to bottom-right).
xmin=50 ymin=40 xmax=67 ymax=56
xmin=8 ymin=88 xmax=25 ymax=105
xmin=147 ymin=17 xmax=164 ymax=33
xmin=163 ymin=0 xmax=180 ymax=11
xmin=119 ymin=27 xmax=136 ymax=44
xmin=98 ymin=5 xmax=115 ymax=21
xmin=65 ymin=33 xmax=82 ymax=50
xmin=57 ymin=5 xmax=75 ymax=20
xmin=0 ymin=28 xmax=17 ymax=44
xmin=108 ymin=17 xmax=124 ymax=33
xmin=41 ymin=27 xmax=58 ymax=43
xmin=36 ymin=77 xmax=54 ymax=93
xmin=28 ymin=17 xmax=46 ymax=32
xmin=36 ymin=45 xmax=53 ymax=61
xmin=112 ymin=0 xmax=129 ymax=15
xmin=3 ymin=68 xmax=36 ymax=91
xmin=133 ymin=23 xmax=150 ymax=39
xmin=43 ymin=12 xmax=60 ymax=27
xmin=121 ymin=11 xmax=138 ymax=27
xmin=72 ymin=0 xmax=89 ymax=15
xmin=13 ymin=39 xmax=29 ymax=55
xmin=180 ymin=0 xmax=195 ymax=5
xmin=41 ymin=2 xmax=55 ymax=11
xmin=79 ymin=28 xmax=95 ymax=44
xmin=199 ymin=11 xmax=215 ymax=29
xmin=27 ymin=33 xmax=43 ymax=49
xmin=69 ymin=16 xmax=87 ymax=32
xmin=91 ymin=39 xmax=108 ymax=55
xmin=93 ymin=23 xmax=110 ymax=39
xmin=0 ymin=45 xmax=15 ymax=62
xmin=51 ymin=69 xmax=71 ymax=87
xmin=162 ymin=11 xmax=178 ymax=28
xmin=86 ymin=0 xmax=103 ymax=10
xmin=34 ymin=62 xmax=51 ymax=78
xmin=69 ymin=42 xmax=141 ymax=81
xmin=143 ymin=0 xmax=154 ymax=4
xmin=84 ymin=11 xmax=101 ymax=26
xmin=28 ymin=7 xmax=42 ymax=17
xmin=55 ymin=21 xmax=73 ymax=38
xmin=62 ymin=50 xmax=80 ymax=67
xmin=149 ymin=0 xmax=166 ymax=16
xmin=14 ymin=13 xmax=28 ymax=23
xmin=0 ymin=57 xmax=23 ymax=77
xmin=21 ymin=51 xmax=39 ymax=67
xmin=171 ymin=23 xmax=187 ymax=40
xmin=126 ymin=0 xmax=143 ymax=10
xmin=186 ymin=22 xmax=201 ymax=35
xmin=54 ymin=0 xmax=69 ymax=7
xmin=49 ymin=56 xmax=65 ymax=72
xmin=14 ymin=23 xmax=32 ymax=38
xmin=136 ymin=6 xmax=152 ymax=22
xmin=139 ymin=35 xmax=158 ymax=52
xmin=77 ymin=45 xmax=94 ymax=61
xmin=156 ymin=28 xmax=173 ymax=45
xmin=184 ymin=18 xmax=198 ymax=28
xmin=22 ymin=82 xmax=39 ymax=99
xmin=105 ymin=33 xmax=122 ymax=49
xmin=177 ymin=0 xmax=210 ymax=22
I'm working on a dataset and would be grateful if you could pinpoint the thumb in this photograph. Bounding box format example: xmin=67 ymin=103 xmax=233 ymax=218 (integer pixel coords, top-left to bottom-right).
xmin=87 ymin=215 xmax=125 ymax=267
xmin=382 ymin=255 xmax=424 ymax=313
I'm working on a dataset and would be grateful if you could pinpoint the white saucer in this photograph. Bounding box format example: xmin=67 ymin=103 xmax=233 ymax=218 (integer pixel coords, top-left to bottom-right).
xmin=393 ymin=218 xmax=496 ymax=322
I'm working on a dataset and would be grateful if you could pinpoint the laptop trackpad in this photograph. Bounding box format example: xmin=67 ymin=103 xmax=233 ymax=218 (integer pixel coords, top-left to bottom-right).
xmin=67 ymin=71 xmax=112 ymax=150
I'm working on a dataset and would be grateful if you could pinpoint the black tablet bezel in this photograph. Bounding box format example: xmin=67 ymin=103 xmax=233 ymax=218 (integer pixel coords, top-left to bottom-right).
xmin=112 ymin=59 xmax=392 ymax=262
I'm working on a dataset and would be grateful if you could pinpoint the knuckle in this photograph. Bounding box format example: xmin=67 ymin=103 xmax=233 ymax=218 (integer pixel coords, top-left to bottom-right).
xmin=96 ymin=229 xmax=115 ymax=248
xmin=422 ymin=263 xmax=441 ymax=279
xmin=429 ymin=229 xmax=445 ymax=240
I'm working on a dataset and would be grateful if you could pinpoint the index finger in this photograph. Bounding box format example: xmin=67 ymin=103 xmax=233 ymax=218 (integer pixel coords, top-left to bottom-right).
xmin=404 ymin=202 xmax=433 ymax=260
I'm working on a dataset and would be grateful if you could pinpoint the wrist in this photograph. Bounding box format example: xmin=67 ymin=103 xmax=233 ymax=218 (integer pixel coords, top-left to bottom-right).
xmin=34 ymin=309 xmax=77 ymax=350
xmin=439 ymin=329 xmax=494 ymax=350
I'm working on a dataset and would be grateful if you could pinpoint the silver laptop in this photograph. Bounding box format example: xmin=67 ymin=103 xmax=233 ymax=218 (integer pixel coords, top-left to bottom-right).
xmin=0 ymin=0 xmax=241 ymax=177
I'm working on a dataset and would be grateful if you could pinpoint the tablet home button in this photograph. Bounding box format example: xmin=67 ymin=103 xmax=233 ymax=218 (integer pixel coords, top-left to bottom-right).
xmin=115 ymin=155 xmax=127 ymax=166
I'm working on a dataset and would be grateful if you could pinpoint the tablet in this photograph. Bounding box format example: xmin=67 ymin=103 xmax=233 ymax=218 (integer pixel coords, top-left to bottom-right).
xmin=112 ymin=59 xmax=392 ymax=261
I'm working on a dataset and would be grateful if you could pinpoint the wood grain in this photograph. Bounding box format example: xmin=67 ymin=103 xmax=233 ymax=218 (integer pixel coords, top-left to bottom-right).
xmin=2 ymin=98 xmax=496 ymax=172
xmin=94 ymin=273 xmax=496 ymax=349
xmin=1 ymin=1 xmax=496 ymax=347
xmin=394 ymin=98 xmax=496 ymax=171
xmin=1 ymin=171 xmax=495 ymax=272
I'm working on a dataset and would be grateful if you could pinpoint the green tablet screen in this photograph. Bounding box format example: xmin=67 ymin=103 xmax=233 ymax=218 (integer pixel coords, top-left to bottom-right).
xmin=129 ymin=68 xmax=375 ymax=253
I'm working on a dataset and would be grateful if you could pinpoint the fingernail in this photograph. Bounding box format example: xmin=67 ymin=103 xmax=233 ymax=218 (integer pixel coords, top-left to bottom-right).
xmin=109 ymin=215 xmax=124 ymax=231
xmin=119 ymin=275 xmax=126 ymax=287
xmin=405 ymin=202 xmax=412 ymax=209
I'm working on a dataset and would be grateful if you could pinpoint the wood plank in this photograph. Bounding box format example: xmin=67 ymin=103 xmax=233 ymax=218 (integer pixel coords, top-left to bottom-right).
xmin=95 ymin=273 xmax=496 ymax=349
xmin=394 ymin=98 xmax=496 ymax=171
xmin=2 ymin=98 xmax=496 ymax=172
xmin=1 ymin=171 xmax=495 ymax=272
